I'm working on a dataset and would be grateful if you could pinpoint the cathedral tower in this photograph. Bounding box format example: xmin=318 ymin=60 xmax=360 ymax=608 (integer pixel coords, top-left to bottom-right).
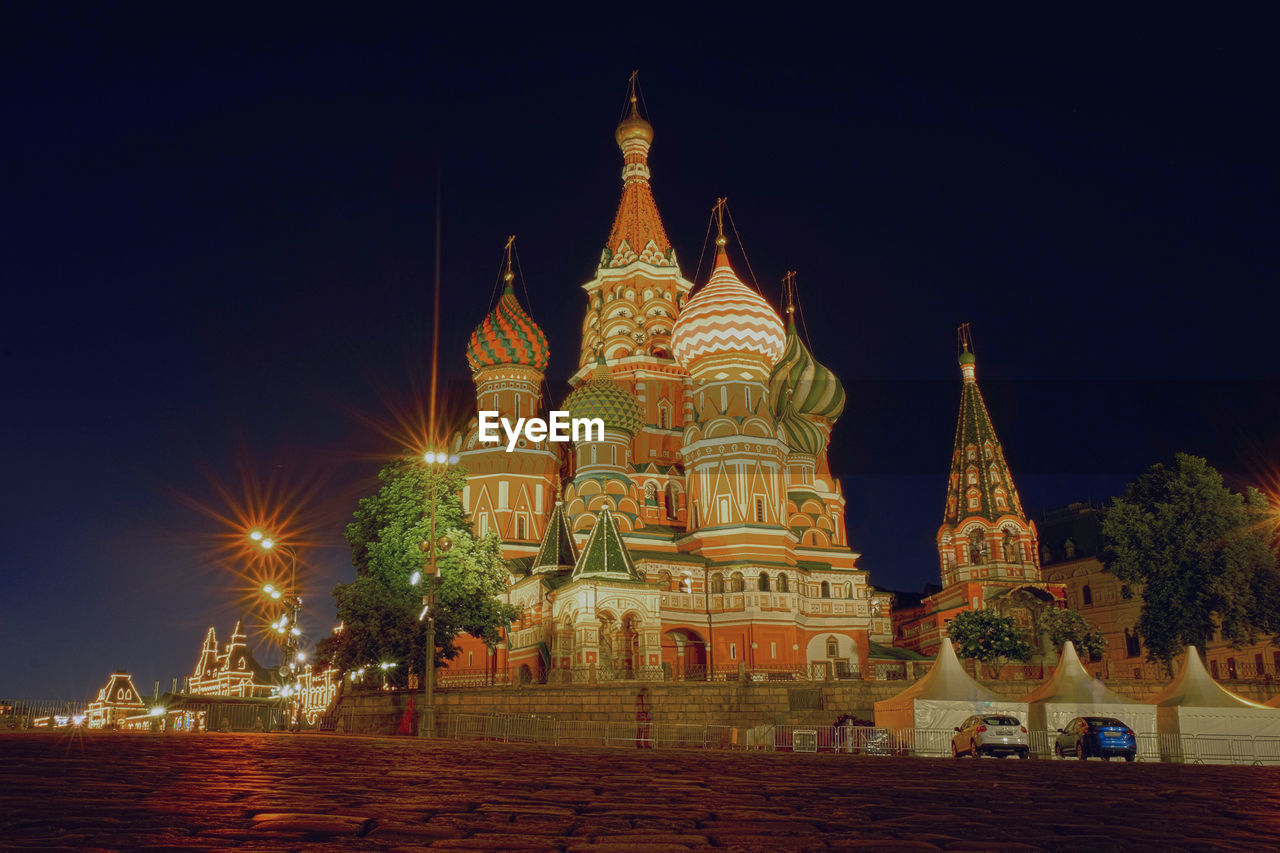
xmin=670 ymin=208 xmax=789 ymax=560
xmin=460 ymin=239 xmax=560 ymax=550
xmin=572 ymin=76 xmax=693 ymax=527
xmin=936 ymin=326 xmax=1040 ymax=590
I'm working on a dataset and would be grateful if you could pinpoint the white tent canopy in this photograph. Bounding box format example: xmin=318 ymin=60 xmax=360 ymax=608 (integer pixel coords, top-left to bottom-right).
xmin=1145 ymin=645 xmax=1280 ymax=746
xmin=1021 ymin=641 xmax=1156 ymax=737
xmin=874 ymin=637 xmax=1028 ymax=733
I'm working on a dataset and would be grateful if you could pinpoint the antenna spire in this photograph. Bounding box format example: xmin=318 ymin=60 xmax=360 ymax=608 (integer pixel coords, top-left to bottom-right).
xmin=503 ymin=235 xmax=515 ymax=291
xmin=782 ymin=270 xmax=797 ymax=327
xmin=713 ymin=197 xmax=728 ymax=254
xmin=627 ymin=69 xmax=639 ymax=115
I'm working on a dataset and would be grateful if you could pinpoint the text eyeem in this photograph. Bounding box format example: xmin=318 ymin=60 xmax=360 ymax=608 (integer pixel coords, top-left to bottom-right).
xmin=478 ymin=410 xmax=604 ymax=452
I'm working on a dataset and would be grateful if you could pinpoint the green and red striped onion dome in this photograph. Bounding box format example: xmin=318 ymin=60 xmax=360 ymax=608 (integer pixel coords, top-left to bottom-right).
xmin=778 ymin=401 xmax=828 ymax=456
xmin=466 ymin=285 xmax=549 ymax=372
xmin=564 ymin=357 xmax=643 ymax=436
xmin=767 ymin=322 xmax=846 ymax=422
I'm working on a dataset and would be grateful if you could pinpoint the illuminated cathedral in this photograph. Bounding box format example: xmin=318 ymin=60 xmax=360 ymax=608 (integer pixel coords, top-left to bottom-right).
xmin=446 ymin=86 xmax=894 ymax=684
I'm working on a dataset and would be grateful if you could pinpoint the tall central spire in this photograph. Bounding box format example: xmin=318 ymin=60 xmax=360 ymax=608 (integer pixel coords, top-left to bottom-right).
xmin=603 ymin=71 xmax=673 ymax=268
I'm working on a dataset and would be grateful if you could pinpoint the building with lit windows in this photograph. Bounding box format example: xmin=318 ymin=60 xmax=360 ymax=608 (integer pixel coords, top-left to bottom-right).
xmin=444 ymin=88 xmax=894 ymax=684
xmin=1040 ymin=502 xmax=1280 ymax=681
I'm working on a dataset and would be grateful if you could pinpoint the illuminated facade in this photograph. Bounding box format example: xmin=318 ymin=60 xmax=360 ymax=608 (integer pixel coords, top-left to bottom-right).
xmin=447 ymin=89 xmax=892 ymax=685
xmin=187 ymin=620 xmax=275 ymax=698
xmin=892 ymin=338 xmax=1066 ymax=657
xmin=185 ymin=620 xmax=338 ymax=723
xmin=86 ymin=671 xmax=147 ymax=729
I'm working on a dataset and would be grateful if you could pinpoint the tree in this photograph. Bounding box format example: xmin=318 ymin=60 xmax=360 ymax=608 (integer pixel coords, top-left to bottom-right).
xmin=1036 ymin=607 xmax=1106 ymax=661
xmin=1102 ymin=453 xmax=1280 ymax=670
xmin=317 ymin=456 xmax=519 ymax=686
xmin=946 ymin=609 xmax=1033 ymax=679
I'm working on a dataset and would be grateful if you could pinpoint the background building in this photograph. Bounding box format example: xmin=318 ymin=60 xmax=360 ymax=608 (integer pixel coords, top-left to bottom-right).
xmin=1040 ymin=502 xmax=1280 ymax=680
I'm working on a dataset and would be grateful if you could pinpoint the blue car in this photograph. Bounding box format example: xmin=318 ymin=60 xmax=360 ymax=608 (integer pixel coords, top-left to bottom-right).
xmin=1054 ymin=716 xmax=1137 ymax=761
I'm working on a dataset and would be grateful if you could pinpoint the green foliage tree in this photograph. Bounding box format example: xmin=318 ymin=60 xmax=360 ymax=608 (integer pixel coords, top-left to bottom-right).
xmin=317 ymin=457 xmax=518 ymax=686
xmin=1036 ymin=607 xmax=1107 ymax=661
xmin=1102 ymin=453 xmax=1280 ymax=670
xmin=946 ymin=609 xmax=1033 ymax=679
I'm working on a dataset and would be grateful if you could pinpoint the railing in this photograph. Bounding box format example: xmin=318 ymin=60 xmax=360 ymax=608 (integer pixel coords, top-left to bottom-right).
xmin=1 ymin=700 xmax=89 ymax=729
xmin=435 ymin=669 xmax=511 ymax=688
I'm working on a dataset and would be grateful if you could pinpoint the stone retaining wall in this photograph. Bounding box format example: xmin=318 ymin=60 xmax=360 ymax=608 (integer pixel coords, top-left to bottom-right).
xmin=331 ymin=675 xmax=1280 ymax=735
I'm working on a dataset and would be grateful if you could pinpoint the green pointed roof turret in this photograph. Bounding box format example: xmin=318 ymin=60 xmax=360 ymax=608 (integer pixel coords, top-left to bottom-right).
xmin=564 ymin=356 xmax=643 ymax=436
xmin=942 ymin=325 xmax=1026 ymax=525
xmin=532 ymin=502 xmax=578 ymax=575
xmin=571 ymin=507 xmax=640 ymax=581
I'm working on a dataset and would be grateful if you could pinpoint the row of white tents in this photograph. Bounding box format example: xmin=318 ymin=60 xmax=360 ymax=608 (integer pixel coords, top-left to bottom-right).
xmin=874 ymin=638 xmax=1280 ymax=755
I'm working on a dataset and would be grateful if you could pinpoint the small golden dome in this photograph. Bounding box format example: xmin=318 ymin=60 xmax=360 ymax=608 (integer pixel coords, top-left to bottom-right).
xmin=615 ymin=103 xmax=654 ymax=147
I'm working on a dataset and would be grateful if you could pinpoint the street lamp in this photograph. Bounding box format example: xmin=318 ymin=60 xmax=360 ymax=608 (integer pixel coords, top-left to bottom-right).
xmin=417 ymin=447 xmax=458 ymax=737
xmin=251 ymin=531 xmax=303 ymax=731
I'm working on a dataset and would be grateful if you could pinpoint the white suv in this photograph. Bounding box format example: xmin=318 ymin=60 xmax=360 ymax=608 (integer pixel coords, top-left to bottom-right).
xmin=952 ymin=714 xmax=1030 ymax=759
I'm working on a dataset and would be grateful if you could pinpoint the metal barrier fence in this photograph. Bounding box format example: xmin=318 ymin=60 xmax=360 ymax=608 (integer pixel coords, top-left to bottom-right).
xmin=1 ymin=700 xmax=88 ymax=729
xmin=441 ymin=713 xmax=1280 ymax=765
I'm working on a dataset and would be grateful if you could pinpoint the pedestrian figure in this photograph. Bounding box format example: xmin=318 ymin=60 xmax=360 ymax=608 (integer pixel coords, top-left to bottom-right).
xmin=635 ymin=687 xmax=653 ymax=748
xmin=397 ymin=697 xmax=416 ymax=735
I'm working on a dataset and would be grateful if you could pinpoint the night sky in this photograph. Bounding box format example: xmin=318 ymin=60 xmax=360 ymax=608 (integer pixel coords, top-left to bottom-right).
xmin=4 ymin=11 xmax=1278 ymax=700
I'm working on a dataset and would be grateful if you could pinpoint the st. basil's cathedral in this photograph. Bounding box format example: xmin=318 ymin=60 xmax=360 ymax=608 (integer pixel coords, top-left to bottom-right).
xmin=445 ymin=85 xmax=1062 ymax=684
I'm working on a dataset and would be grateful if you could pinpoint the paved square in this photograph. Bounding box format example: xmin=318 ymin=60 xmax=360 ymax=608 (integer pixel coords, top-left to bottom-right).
xmin=1 ymin=732 xmax=1278 ymax=851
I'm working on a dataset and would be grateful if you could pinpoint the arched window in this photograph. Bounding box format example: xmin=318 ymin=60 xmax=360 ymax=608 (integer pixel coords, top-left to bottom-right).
xmin=730 ymin=572 xmax=745 ymax=593
xmin=777 ymin=573 xmax=790 ymax=593
xmin=755 ymin=497 xmax=765 ymax=523
xmin=826 ymin=636 xmax=839 ymax=657
xmin=710 ymin=573 xmax=724 ymax=594
xmin=657 ymin=571 xmax=672 ymax=591
xmin=1064 ymin=538 xmax=1076 ymax=558
xmin=665 ymin=484 xmax=679 ymax=519
xmin=844 ymin=582 xmax=853 ymax=598
xmin=758 ymin=572 xmax=770 ymax=592
xmin=969 ymin=529 xmax=985 ymax=564
xmin=679 ymin=574 xmax=692 ymax=594
xmin=1082 ymin=584 xmax=1093 ymax=606
xmin=517 ymin=516 xmax=527 ymax=540
xmin=820 ymin=581 xmax=831 ymax=598
xmin=644 ymin=482 xmax=658 ymax=504
xmin=657 ymin=399 xmax=672 ymax=430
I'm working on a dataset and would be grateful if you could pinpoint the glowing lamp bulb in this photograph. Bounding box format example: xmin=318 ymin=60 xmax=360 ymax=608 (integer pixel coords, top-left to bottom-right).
xmin=448 ymin=454 xmax=460 ymax=465
xmin=291 ymin=627 xmax=301 ymax=636
xmin=410 ymin=571 xmax=421 ymax=586
xmin=150 ymin=706 xmax=164 ymax=717
xmin=249 ymin=530 xmax=263 ymax=541
xmin=261 ymin=538 xmax=275 ymax=549
xmin=263 ymin=584 xmax=274 ymax=594
xmin=296 ymin=652 xmax=306 ymax=662
xmin=271 ymin=590 xmax=282 ymax=600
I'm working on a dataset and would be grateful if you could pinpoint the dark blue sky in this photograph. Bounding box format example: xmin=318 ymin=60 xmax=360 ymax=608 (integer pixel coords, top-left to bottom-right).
xmin=4 ymin=10 xmax=1278 ymax=699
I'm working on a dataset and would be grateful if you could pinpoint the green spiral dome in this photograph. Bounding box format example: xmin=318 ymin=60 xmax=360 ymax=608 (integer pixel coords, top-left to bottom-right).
xmin=778 ymin=403 xmax=828 ymax=456
xmin=564 ymin=357 xmax=643 ymax=436
xmin=767 ymin=323 xmax=846 ymax=422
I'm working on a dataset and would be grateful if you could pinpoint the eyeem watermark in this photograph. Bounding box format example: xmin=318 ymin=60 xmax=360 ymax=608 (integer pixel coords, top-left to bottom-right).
xmin=478 ymin=411 xmax=604 ymax=452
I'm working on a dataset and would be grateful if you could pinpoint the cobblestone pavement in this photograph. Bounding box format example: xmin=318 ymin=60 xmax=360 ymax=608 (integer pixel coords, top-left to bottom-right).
xmin=2 ymin=733 xmax=1279 ymax=852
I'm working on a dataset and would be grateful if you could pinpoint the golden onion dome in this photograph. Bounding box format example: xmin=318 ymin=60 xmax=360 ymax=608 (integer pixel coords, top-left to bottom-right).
xmin=615 ymin=104 xmax=654 ymax=148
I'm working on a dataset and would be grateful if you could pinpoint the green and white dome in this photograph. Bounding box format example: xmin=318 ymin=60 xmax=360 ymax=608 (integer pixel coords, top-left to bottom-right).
xmin=564 ymin=357 xmax=643 ymax=436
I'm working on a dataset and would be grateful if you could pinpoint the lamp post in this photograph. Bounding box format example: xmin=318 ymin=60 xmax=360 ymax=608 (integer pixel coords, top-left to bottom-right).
xmin=251 ymin=531 xmax=304 ymax=731
xmin=416 ymin=448 xmax=458 ymax=738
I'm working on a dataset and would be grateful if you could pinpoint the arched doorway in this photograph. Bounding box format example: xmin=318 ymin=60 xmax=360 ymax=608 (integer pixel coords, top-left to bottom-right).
xmin=663 ymin=628 xmax=707 ymax=680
